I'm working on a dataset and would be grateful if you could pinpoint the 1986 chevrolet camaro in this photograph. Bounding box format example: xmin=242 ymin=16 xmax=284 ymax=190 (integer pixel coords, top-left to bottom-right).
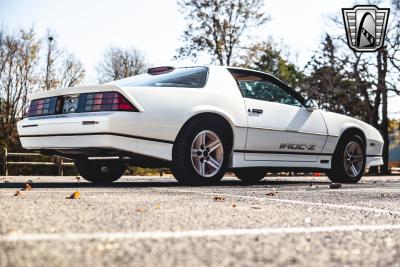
xmin=17 ymin=66 xmax=383 ymax=184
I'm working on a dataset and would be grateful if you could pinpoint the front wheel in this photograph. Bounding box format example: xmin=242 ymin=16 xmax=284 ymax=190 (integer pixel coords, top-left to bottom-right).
xmin=171 ymin=118 xmax=231 ymax=185
xmin=327 ymin=135 xmax=366 ymax=183
xmin=74 ymin=159 xmax=126 ymax=184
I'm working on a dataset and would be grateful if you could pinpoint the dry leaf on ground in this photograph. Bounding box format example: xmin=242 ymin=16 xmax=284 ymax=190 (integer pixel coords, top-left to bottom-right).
xmin=14 ymin=190 xmax=21 ymax=197
xmin=213 ymin=196 xmax=225 ymax=202
xmin=66 ymin=191 xmax=80 ymax=199
xmin=22 ymin=183 xmax=32 ymax=191
xmin=231 ymin=203 xmax=237 ymax=208
xmin=266 ymin=188 xmax=276 ymax=196
xmin=135 ymin=207 xmax=146 ymax=213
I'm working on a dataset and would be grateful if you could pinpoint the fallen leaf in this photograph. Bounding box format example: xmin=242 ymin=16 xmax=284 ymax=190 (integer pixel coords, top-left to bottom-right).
xmin=76 ymin=176 xmax=81 ymax=182
xmin=213 ymin=196 xmax=225 ymax=202
xmin=22 ymin=183 xmax=32 ymax=191
xmin=251 ymin=206 xmax=262 ymax=209
xmin=135 ymin=207 xmax=145 ymax=213
xmin=154 ymin=204 xmax=161 ymax=209
xmin=66 ymin=191 xmax=80 ymax=199
xmin=14 ymin=190 xmax=21 ymax=197
xmin=231 ymin=203 xmax=237 ymax=208
xmin=266 ymin=188 xmax=276 ymax=196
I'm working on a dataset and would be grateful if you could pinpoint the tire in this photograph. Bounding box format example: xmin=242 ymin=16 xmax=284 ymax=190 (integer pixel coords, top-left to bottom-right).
xmin=327 ymin=135 xmax=366 ymax=183
xmin=234 ymin=168 xmax=267 ymax=183
xmin=171 ymin=118 xmax=231 ymax=185
xmin=74 ymin=159 xmax=126 ymax=184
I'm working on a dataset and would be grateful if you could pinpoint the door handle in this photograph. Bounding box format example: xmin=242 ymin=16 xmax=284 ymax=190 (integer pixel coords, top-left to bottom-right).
xmin=248 ymin=108 xmax=263 ymax=114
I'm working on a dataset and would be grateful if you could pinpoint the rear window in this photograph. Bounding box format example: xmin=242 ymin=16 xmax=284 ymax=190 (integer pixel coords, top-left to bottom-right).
xmin=111 ymin=67 xmax=208 ymax=88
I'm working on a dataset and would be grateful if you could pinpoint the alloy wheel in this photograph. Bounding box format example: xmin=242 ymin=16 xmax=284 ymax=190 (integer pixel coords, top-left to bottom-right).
xmin=343 ymin=141 xmax=364 ymax=177
xmin=191 ymin=130 xmax=224 ymax=177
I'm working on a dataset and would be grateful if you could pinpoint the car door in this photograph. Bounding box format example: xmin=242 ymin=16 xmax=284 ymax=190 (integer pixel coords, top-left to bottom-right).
xmin=229 ymin=69 xmax=328 ymax=162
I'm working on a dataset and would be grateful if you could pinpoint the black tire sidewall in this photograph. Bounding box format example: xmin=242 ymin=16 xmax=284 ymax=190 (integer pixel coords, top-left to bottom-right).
xmin=171 ymin=118 xmax=231 ymax=185
xmin=234 ymin=168 xmax=267 ymax=183
xmin=75 ymin=159 xmax=125 ymax=183
xmin=329 ymin=135 xmax=366 ymax=183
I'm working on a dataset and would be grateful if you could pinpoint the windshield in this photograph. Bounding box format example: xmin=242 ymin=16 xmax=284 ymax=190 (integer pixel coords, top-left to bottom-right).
xmin=110 ymin=67 xmax=208 ymax=88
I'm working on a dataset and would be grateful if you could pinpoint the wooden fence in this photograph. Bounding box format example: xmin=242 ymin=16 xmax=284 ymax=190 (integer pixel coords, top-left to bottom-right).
xmin=1 ymin=148 xmax=74 ymax=176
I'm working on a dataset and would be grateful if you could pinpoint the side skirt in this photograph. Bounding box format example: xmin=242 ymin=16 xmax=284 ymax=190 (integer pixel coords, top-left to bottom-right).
xmin=230 ymin=151 xmax=332 ymax=170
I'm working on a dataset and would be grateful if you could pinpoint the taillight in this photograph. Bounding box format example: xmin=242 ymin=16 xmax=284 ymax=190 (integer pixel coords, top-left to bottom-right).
xmin=78 ymin=91 xmax=138 ymax=112
xmin=26 ymin=91 xmax=138 ymax=118
xmin=27 ymin=96 xmax=58 ymax=117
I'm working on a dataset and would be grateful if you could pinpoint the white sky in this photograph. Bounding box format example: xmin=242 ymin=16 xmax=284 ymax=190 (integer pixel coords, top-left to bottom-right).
xmin=1 ymin=0 xmax=399 ymax=117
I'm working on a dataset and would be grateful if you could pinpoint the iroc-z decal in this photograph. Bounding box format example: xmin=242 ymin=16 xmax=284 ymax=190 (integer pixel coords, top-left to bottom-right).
xmin=279 ymin=143 xmax=316 ymax=151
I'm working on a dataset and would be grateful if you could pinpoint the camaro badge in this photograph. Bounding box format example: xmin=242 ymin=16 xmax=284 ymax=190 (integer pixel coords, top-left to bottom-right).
xmin=342 ymin=5 xmax=390 ymax=52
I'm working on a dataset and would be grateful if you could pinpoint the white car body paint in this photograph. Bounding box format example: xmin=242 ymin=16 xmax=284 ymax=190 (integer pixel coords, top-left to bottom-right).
xmin=17 ymin=66 xmax=383 ymax=169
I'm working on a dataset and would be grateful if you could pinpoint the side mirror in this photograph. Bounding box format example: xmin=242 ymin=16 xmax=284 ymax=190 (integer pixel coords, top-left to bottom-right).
xmin=305 ymin=99 xmax=318 ymax=112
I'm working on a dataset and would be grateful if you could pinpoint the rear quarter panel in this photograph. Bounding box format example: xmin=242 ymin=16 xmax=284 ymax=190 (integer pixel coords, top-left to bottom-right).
xmin=120 ymin=67 xmax=248 ymax=148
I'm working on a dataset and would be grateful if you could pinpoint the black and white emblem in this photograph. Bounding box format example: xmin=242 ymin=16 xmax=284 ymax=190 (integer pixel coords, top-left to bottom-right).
xmin=342 ymin=5 xmax=390 ymax=52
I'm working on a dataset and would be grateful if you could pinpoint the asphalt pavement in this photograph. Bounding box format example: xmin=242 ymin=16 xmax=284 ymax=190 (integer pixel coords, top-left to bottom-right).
xmin=1 ymin=174 xmax=400 ymax=267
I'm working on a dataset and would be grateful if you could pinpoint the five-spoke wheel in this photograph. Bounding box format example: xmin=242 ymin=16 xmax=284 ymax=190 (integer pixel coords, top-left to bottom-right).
xmin=171 ymin=117 xmax=231 ymax=185
xmin=191 ymin=130 xmax=224 ymax=177
xmin=343 ymin=141 xmax=364 ymax=178
xmin=327 ymin=135 xmax=366 ymax=183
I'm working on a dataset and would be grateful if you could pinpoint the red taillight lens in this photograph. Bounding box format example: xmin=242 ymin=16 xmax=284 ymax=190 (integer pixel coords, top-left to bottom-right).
xmin=25 ymin=92 xmax=138 ymax=118
xmin=27 ymin=96 xmax=58 ymax=117
xmin=78 ymin=91 xmax=138 ymax=113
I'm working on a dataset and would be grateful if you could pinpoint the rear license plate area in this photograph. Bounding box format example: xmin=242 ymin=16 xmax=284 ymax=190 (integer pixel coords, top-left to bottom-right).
xmin=62 ymin=94 xmax=79 ymax=114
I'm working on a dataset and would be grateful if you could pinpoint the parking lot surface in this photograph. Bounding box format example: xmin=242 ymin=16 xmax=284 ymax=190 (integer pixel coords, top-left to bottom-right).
xmin=1 ymin=175 xmax=400 ymax=267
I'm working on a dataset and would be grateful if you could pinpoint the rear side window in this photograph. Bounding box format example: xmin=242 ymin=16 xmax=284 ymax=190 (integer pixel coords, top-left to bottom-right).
xmin=112 ymin=67 xmax=208 ymax=88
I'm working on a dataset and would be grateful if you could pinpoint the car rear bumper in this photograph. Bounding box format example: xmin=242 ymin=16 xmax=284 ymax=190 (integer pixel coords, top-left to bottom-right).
xmin=17 ymin=112 xmax=173 ymax=161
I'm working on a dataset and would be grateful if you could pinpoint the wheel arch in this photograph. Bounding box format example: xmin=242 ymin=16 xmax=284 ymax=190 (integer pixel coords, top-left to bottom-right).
xmin=174 ymin=111 xmax=235 ymax=156
xmin=335 ymin=126 xmax=367 ymax=154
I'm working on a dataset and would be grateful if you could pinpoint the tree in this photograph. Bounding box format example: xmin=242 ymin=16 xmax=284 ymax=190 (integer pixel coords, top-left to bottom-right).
xmin=176 ymin=0 xmax=269 ymax=66
xmin=42 ymin=31 xmax=59 ymax=91
xmin=97 ymin=47 xmax=148 ymax=83
xmin=302 ymin=35 xmax=370 ymax=120
xmin=0 ymin=26 xmax=85 ymax=149
xmin=240 ymin=41 xmax=304 ymax=89
xmin=309 ymin=0 xmax=400 ymax=174
xmin=59 ymin=55 xmax=85 ymax=88
xmin=0 ymin=27 xmax=40 ymax=148
xmin=41 ymin=30 xmax=85 ymax=91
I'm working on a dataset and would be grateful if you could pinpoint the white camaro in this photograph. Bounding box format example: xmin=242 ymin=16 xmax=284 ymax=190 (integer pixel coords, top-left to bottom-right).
xmin=17 ymin=66 xmax=383 ymax=184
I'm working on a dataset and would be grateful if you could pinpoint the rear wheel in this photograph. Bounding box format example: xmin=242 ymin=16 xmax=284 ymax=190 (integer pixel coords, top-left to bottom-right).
xmin=171 ymin=118 xmax=231 ymax=185
xmin=74 ymin=159 xmax=126 ymax=184
xmin=327 ymin=135 xmax=366 ymax=183
xmin=234 ymin=168 xmax=267 ymax=183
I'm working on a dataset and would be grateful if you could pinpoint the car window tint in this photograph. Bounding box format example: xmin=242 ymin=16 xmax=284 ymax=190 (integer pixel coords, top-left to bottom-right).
xmin=111 ymin=67 xmax=208 ymax=88
xmin=228 ymin=69 xmax=303 ymax=106
xmin=238 ymin=80 xmax=301 ymax=106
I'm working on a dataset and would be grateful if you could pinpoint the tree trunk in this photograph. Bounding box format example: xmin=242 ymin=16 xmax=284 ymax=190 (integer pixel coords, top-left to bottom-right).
xmin=377 ymin=48 xmax=390 ymax=175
